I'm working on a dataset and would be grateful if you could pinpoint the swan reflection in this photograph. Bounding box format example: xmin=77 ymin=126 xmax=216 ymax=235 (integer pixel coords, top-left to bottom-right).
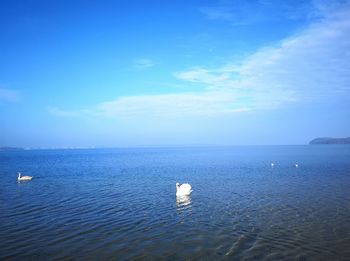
xmin=176 ymin=195 xmax=192 ymax=208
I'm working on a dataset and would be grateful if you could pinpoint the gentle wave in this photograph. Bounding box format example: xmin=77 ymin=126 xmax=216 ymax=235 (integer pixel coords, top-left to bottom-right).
xmin=1 ymin=146 xmax=350 ymax=260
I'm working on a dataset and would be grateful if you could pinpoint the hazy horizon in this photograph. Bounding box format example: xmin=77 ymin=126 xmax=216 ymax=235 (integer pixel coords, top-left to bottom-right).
xmin=2 ymin=142 xmax=349 ymax=150
xmin=1 ymin=0 xmax=350 ymax=147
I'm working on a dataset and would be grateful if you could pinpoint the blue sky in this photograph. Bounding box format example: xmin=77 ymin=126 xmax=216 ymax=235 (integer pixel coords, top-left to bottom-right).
xmin=1 ymin=0 xmax=350 ymax=147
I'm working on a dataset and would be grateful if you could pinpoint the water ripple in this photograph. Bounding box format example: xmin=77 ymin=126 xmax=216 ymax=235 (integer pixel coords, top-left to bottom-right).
xmin=1 ymin=146 xmax=350 ymax=260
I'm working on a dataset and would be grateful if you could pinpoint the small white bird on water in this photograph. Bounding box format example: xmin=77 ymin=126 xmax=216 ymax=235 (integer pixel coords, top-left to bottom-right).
xmin=271 ymin=163 xmax=275 ymax=167
xmin=18 ymin=172 xmax=33 ymax=181
xmin=295 ymin=163 xmax=299 ymax=168
xmin=176 ymin=183 xmax=192 ymax=196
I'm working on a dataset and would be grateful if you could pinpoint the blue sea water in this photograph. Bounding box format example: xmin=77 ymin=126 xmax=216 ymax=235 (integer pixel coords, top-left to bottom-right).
xmin=1 ymin=145 xmax=350 ymax=260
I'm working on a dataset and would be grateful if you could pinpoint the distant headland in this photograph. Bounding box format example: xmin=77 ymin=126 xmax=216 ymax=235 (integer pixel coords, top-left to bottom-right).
xmin=0 ymin=147 xmax=24 ymax=151
xmin=309 ymin=137 xmax=350 ymax=144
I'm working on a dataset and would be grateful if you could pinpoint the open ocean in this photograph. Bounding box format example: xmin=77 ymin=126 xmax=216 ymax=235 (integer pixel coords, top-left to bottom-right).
xmin=1 ymin=145 xmax=350 ymax=260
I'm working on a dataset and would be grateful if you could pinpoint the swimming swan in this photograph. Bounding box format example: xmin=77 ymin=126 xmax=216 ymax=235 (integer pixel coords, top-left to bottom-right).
xmin=18 ymin=172 xmax=33 ymax=181
xmin=176 ymin=183 xmax=192 ymax=196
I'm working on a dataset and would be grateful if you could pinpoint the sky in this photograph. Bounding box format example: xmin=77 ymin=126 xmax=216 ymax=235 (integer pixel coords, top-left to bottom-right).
xmin=1 ymin=0 xmax=350 ymax=148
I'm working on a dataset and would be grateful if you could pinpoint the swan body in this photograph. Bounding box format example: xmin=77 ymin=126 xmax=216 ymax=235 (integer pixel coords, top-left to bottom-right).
xmin=18 ymin=172 xmax=33 ymax=181
xmin=176 ymin=183 xmax=192 ymax=196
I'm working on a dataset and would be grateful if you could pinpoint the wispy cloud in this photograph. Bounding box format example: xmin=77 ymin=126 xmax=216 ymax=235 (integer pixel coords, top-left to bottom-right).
xmin=174 ymin=66 xmax=296 ymax=111
xmin=200 ymin=0 xmax=315 ymax=25
xmin=49 ymin=92 xmax=251 ymax=118
xmin=94 ymin=92 xmax=251 ymax=118
xmin=0 ymin=88 xmax=21 ymax=102
xmin=177 ymin=1 xmax=350 ymax=104
xmin=133 ymin=58 xmax=155 ymax=69
xmin=174 ymin=68 xmax=235 ymax=88
xmin=50 ymin=2 xmax=350 ymax=120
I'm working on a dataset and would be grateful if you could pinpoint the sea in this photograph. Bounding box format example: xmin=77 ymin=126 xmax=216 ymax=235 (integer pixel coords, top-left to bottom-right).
xmin=1 ymin=145 xmax=350 ymax=260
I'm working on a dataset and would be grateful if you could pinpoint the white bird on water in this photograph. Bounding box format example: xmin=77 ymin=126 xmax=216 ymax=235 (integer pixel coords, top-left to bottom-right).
xmin=18 ymin=172 xmax=33 ymax=181
xmin=271 ymin=163 xmax=275 ymax=167
xmin=176 ymin=183 xmax=192 ymax=196
xmin=295 ymin=163 xmax=299 ymax=168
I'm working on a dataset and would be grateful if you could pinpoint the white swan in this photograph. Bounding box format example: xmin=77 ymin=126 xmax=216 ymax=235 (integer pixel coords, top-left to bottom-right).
xmin=295 ymin=163 xmax=299 ymax=168
xmin=18 ymin=172 xmax=33 ymax=181
xmin=271 ymin=163 xmax=275 ymax=167
xmin=176 ymin=183 xmax=192 ymax=196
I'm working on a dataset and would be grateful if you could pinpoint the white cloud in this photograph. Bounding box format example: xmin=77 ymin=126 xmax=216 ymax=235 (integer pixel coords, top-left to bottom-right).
xmin=50 ymin=2 xmax=350 ymax=120
xmin=176 ymin=2 xmax=350 ymax=104
xmin=133 ymin=58 xmax=155 ymax=69
xmin=49 ymin=92 xmax=251 ymax=119
xmin=200 ymin=0 xmax=315 ymax=25
xmin=94 ymin=92 xmax=251 ymax=118
xmin=0 ymin=88 xmax=20 ymax=102
xmin=174 ymin=68 xmax=235 ymax=88
xmin=236 ymin=5 xmax=350 ymax=101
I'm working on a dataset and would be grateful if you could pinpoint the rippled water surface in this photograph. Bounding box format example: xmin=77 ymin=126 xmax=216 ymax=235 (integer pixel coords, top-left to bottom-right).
xmin=1 ymin=145 xmax=350 ymax=260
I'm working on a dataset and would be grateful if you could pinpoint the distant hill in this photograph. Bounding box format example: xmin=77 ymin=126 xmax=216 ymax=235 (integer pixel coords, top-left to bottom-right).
xmin=309 ymin=137 xmax=350 ymax=144
xmin=0 ymin=147 xmax=24 ymax=151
